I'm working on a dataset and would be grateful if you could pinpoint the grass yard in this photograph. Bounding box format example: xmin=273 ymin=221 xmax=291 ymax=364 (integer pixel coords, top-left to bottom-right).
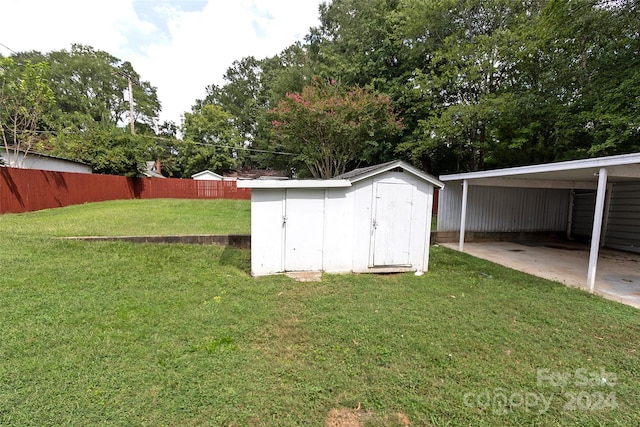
xmin=3 ymin=198 xmax=251 ymax=237
xmin=0 ymin=199 xmax=638 ymax=426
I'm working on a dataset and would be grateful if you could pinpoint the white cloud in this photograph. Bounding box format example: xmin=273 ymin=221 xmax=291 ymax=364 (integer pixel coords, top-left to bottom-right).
xmin=0 ymin=0 xmax=324 ymax=126
xmin=1 ymin=0 xmax=148 ymax=56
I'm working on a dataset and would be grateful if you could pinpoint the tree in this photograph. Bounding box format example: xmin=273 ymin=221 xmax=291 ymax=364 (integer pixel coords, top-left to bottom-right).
xmin=400 ymin=0 xmax=543 ymax=172
xmin=307 ymin=0 xmax=410 ymax=88
xmin=8 ymin=45 xmax=164 ymax=176
xmin=192 ymin=0 xmax=638 ymax=175
xmin=199 ymin=46 xmax=321 ymax=171
xmin=148 ymin=120 xmax=180 ymax=177
xmin=0 ymin=57 xmax=54 ymax=167
xmin=267 ymin=79 xmax=403 ymax=178
xmin=46 ymin=44 xmax=160 ymax=130
xmin=50 ymin=123 xmax=153 ymax=176
xmin=14 ymin=44 xmax=161 ymax=133
xmin=178 ymin=104 xmax=242 ymax=177
xmin=538 ymin=0 xmax=640 ymax=158
xmin=201 ymin=56 xmax=265 ymax=149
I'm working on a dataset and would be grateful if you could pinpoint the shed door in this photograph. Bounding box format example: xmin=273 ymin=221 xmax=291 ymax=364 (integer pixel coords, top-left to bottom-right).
xmin=371 ymin=182 xmax=413 ymax=266
xmin=284 ymin=189 xmax=325 ymax=271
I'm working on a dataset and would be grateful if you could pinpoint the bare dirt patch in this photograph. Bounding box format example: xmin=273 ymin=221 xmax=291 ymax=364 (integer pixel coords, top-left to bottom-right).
xmin=325 ymin=407 xmax=411 ymax=427
xmin=325 ymin=408 xmax=366 ymax=427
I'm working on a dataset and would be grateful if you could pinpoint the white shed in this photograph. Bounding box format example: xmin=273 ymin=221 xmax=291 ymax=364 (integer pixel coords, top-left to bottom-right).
xmin=237 ymin=160 xmax=444 ymax=276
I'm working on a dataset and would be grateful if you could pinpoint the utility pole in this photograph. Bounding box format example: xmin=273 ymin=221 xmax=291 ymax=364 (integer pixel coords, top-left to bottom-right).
xmin=113 ymin=69 xmax=136 ymax=134
xmin=128 ymin=75 xmax=135 ymax=135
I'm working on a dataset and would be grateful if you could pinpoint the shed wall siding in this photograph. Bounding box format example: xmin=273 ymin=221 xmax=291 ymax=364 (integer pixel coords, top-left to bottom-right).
xmin=414 ymin=179 xmax=434 ymax=270
xmin=438 ymin=184 xmax=569 ymax=232
xmin=322 ymin=188 xmax=355 ymax=272
xmin=250 ymin=189 xmax=285 ymax=275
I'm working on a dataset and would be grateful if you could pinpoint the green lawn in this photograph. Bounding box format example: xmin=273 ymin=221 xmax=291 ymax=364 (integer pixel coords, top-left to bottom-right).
xmin=1 ymin=198 xmax=251 ymax=237
xmin=0 ymin=200 xmax=638 ymax=426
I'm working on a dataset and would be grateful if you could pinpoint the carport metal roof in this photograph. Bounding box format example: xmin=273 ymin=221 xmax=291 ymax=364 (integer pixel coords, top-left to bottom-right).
xmin=439 ymin=152 xmax=640 ymax=293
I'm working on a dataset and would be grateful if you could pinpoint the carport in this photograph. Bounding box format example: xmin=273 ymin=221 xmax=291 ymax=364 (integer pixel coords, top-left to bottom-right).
xmin=437 ymin=153 xmax=640 ymax=305
xmin=444 ymin=241 xmax=640 ymax=308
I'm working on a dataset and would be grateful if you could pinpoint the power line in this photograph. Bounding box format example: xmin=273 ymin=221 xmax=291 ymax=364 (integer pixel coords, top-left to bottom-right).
xmin=29 ymin=129 xmax=298 ymax=156
xmin=0 ymin=42 xmax=18 ymax=55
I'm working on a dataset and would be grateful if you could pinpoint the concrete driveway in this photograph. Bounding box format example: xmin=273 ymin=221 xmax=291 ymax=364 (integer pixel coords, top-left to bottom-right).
xmin=442 ymin=241 xmax=640 ymax=309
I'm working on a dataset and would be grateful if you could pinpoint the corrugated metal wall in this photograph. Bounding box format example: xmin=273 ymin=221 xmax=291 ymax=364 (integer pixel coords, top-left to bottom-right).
xmin=570 ymin=183 xmax=640 ymax=253
xmin=570 ymin=190 xmax=596 ymax=240
xmin=439 ymin=178 xmax=640 ymax=253
xmin=604 ymin=182 xmax=640 ymax=252
xmin=438 ymin=183 xmax=570 ymax=232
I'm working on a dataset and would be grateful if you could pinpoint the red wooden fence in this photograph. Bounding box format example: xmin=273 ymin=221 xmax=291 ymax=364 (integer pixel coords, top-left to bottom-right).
xmin=0 ymin=168 xmax=251 ymax=214
xmin=433 ymin=189 xmax=439 ymax=215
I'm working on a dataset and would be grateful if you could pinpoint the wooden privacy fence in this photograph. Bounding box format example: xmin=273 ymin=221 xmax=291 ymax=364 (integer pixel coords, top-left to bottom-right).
xmin=0 ymin=168 xmax=251 ymax=214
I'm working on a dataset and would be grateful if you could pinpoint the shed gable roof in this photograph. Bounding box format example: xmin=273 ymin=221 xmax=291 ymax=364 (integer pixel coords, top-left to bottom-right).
xmin=237 ymin=160 xmax=444 ymax=189
xmin=335 ymin=160 xmax=444 ymax=188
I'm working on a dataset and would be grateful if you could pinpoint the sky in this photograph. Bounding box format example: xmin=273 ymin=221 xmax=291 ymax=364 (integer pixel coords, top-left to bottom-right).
xmin=0 ymin=0 xmax=325 ymax=125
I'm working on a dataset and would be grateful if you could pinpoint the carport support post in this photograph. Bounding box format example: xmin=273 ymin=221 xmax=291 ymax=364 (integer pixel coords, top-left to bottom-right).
xmin=459 ymin=179 xmax=469 ymax=251
xmin=587 ymin=168 xmax=608 ymax=293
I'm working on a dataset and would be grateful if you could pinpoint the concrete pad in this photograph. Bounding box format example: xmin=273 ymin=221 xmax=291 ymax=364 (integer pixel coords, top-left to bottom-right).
xmin=442 ymin=241 xmax=640 ymax=309
xmin=285 ymin=271 xmax=323 ymax=282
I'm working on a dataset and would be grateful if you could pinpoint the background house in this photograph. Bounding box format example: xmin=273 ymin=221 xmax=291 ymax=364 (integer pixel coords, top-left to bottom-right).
xmin=191 ymin=170 xmax=224 ymax=180
xmin=143 ymin=161 xmax=165 ymax=178
xmin=1 ymin=148 xmax=92 ymax=174
xmin=224 ymin=168 xmax=287 ymax=180
xmin=238 ymin=160 xmax=443 ymax=276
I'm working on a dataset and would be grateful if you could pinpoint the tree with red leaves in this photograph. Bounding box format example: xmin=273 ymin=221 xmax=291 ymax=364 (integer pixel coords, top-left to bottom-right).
xmin=268 ymin=78 xmax=403 ymax=178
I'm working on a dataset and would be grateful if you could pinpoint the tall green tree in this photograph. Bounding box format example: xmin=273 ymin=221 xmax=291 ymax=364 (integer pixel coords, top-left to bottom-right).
xmin=201 ymin=56 xmax=265 ymax=147
xmin=402 ymin=0 xmax=544 ymax=172
xmin=45 ymin=44 xmax=160 ymax=130
xmin=11 ymin=45 xmax=163 ymax=175
xmin=50 ymin=124 xmax=152 ymax=176
xmin=192 ymin=0 xmax=639 ymax=175
xmin=178 ymin=104 xmax=242 ymax=177
xmin=307 ymin=0 xmax=410 ymax=88
xmin=268 ymin=79 xmax=403 ymax=178
xmin=148 ymin=121 xmax=180 ymax=177
xmin=0 ymin=57 xmax=54 ymax=167
xmin=539 ymin=0 xmax=640 ymax=158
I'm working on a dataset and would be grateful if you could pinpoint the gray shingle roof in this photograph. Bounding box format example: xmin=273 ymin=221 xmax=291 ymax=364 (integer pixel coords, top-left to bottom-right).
xmin=334 ymin=160 xmax=444 ymax=188
xmin=333 ymin=160 xmax=399 ymax=180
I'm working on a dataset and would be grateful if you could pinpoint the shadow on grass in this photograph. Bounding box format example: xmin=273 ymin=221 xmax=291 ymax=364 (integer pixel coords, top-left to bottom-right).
xmin=218 ymin=246 xmax=251 ymax=275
